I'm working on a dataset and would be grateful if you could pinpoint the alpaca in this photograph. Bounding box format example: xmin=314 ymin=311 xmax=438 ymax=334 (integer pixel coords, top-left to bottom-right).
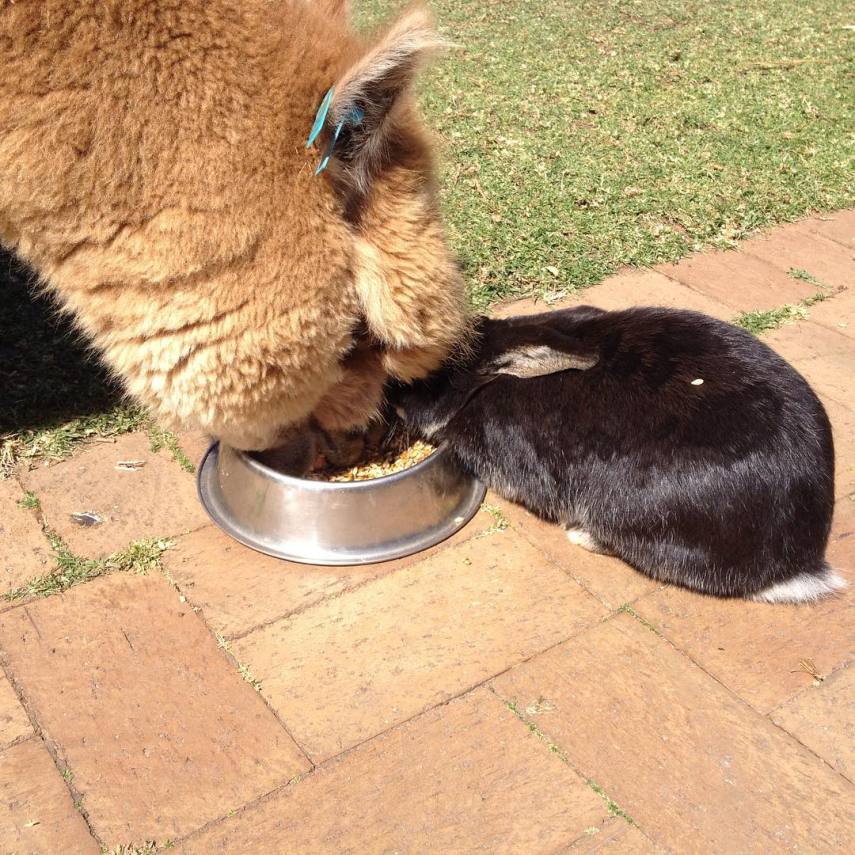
xmin=0 ymin=0 xmax=468 ymax=450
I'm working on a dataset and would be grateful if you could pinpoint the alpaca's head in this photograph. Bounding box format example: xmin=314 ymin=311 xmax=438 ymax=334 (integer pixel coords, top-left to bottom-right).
xmin=306 ymin=3 xmax=467 ymax=385
xmin=0 ymin=0 xmax=469 ymax=453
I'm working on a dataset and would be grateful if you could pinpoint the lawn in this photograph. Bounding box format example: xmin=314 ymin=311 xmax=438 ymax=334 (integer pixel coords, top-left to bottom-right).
xmin=358 ymin=0 xmax=853 ymax=307
xmin=2 ymin=0 xmax=852 ymax=468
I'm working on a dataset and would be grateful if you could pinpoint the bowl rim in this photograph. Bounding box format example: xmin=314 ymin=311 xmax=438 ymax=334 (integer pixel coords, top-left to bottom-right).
xmin=224 ymin=439 xmax=450 ymax=492
xmin=197 ymin=441 xmax=486 ymax=565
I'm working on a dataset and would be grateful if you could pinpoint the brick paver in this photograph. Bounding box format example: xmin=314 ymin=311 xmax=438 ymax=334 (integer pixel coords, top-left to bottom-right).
xmin=0 ymin=480 xmax=50 ymax=593
xmin=828 ymin=493 xmax=855 ymax=569
xmin=808 ymin=286 xmax=855 ymax=339
xmin=181 ymin=689 xmax=610 ymax=854
xmin=631 ymin=496 xmax=853 ymax=715
xmin=174 ymin=430 xmax=212 ymax=471
xmin=558 ymin=818 xmax=658 ymax=853
xmin=492 ymin=614 xmax=854 ymax=852
xmin=741 ymin=221 xmax=855 ymax=291
xmin=658 ymin=248 xmax=818 ymax=312
xmin=21 ymin=432 xmax=208 ymax=559
xmin=0 ymin=675 xmax=30 ymax=750
xmin=780 ymin=346 xmax=855 ymax=412
xmin=807 ymin=209 xmax=855 ymax=248
xmin=0 ymin=739 xmax=99 ymax=854
xmin=634 ymin=568 xmax=853 ymax=715
xmin=492 ymin=496 xmax=660 ymax=609
xmin=766 ymin=320 xmax=855 ymax=419
xmin=820 ymin=398 xmax=855 ymax=498
xmin=0 ymin=574 xmax=309 ymax=846
xmin=234 ymin=534 xmax=605 ymax=761
xmin=573 ymin=269 xmax=734 ymax=318
xmin=766 ymin=318 xmax=853 ymax=367
xmin=492 ymin=269 xmax=733 ymax=321
xmin=771 ymin=664 xmax=854 ymax=782
xmin=1 ymin=212 xmax=854 ymax=850
xmin=163 ymin=506 xmax=498 ymax=640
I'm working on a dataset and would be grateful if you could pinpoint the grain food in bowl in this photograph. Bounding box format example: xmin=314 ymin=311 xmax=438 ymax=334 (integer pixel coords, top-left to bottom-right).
xmin=312 ymin=435 xmax=436 ymax=482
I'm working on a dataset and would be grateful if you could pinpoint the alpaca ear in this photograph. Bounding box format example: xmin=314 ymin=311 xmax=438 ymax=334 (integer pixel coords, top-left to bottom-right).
xmin=322 ymin=7 xmax=444 ymax=185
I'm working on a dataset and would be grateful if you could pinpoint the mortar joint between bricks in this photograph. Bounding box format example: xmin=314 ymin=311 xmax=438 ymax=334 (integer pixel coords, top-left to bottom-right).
xmin=0 ymin=654 xmax=106 ymax=848
xmin=497 ymin=692 xmax=639 ymax=826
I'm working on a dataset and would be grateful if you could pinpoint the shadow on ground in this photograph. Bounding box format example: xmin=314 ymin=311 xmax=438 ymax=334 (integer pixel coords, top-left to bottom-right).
xmin=0 ymin=248 xmax=123 ymax=436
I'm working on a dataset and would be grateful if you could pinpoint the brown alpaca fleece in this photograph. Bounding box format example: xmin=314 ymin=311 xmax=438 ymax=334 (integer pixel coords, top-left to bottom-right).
xmin=0 ymin=0 xmax=468 ymax=450
xmin=312 ymin=333 xmax=387 ymax=431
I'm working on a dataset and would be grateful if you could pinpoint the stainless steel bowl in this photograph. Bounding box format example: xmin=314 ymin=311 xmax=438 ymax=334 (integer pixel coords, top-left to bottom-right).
xmin=197 ymin=442 xmax=486 ymax=565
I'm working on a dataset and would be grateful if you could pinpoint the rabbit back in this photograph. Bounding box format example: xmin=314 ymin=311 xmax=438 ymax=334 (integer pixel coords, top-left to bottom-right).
xmin=442 ymin=307 xmax=838 ymax=601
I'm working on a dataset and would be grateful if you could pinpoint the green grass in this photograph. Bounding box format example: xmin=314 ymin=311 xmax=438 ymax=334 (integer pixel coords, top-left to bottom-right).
xmin=1 ymin=405 xmax=147 ymax=478
xmin=16 ymin=490 xmax=40 ymax=511
xmin=3 ymin=534 xmax=173 ymax=603
xmin=359 ymin=0 xmax=853 ymax=307
xmin=616 ymin=603 xmax=662 ymax=635
xmin=1 ymin=404 xmax=197 ymax=478
xmin=0 ymin=255 xmax=182 ymax=475
xmin=103 ymin=845 xmax=161 ymax=855
xmin=147 ymin=423 xmax=196 ymax=474
xmin=733 ymin=266 xmax=839 ymax=334
xmin=733 ymin=303 xmax=809 ymax=334
xmin=0 ymin=254 xmax=143 ymax=475
xmin=215 ymin=633 xmax=264 ymax=691
xmin=479 ymin=502 xmax=510 ymax=536
xmin=787 ymin=267 xmax=825 ymax=286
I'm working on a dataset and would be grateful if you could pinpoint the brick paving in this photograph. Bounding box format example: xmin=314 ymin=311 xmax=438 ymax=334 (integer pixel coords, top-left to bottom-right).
xmin=21 ymin=432 xmax=208 ymax=559
xmin=0 ymin=481 xmax=51 ymax=594
xmin=1 ymin=211 xmax=854 ymax=852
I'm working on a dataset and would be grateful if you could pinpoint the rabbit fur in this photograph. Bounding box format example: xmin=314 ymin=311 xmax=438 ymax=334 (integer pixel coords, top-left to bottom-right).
xmin=393 ymin=306 xmax=844 ymax=603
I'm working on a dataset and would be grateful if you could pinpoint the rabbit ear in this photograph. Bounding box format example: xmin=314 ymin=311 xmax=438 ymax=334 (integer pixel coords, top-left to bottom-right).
xmin=486 ymin=344 xmax=598 ymax=378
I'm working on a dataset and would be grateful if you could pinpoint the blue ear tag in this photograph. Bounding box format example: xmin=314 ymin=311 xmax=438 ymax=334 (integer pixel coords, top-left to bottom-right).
xmin=307 ymin=86 xmax=334 ymax=148
xmin=308 ymin=89 xmax=365 ymax=175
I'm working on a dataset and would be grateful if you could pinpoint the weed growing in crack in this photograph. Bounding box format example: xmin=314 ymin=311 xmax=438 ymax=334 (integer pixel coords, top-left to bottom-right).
xmin=502 ymin=698 xmax=637 ymax=824
xmin=146 ymin=422 xmax=195 ymax=473
xmin=16 ymin=490 xmax=40 ymax=511
xmin=478 ymin=503 xmax=510 ymax=537
xmin=734 ymin=271 xmax=841 ymax=336
xmin=3 ymin=535 xmax=173 ymax=602
xmin=216 ymin=633 xmax=263 ymax=692
xmin=616 ymin=603 xmax=661 ymax=636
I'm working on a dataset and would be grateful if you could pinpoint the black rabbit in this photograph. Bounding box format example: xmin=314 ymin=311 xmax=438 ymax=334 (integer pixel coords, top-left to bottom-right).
xmin=392 ymin=306 xmax=844 ymax=603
